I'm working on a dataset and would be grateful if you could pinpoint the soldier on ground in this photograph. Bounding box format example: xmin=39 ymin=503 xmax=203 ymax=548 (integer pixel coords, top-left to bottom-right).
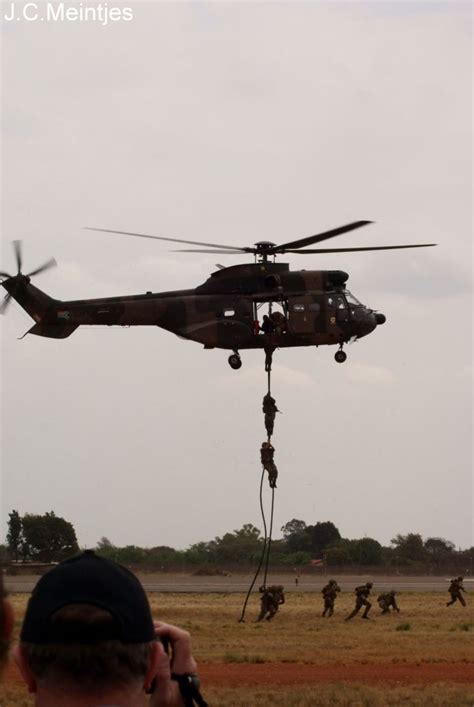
xmin=256 ymin=584 xmax=285 ymax=622
xmin=377 ymin=590 xmax=400 ymax=614
xmin=345 ymin=582 xmax=373 ymax=621
xmin=321 ymin=579 xmax=341 ymax=617
xmin=447 ymin=576 xmax=467 ymax=607
xmin=262 ymin=393 xmax=281 ymax=437
xmin=260 ymin=441 xmax=278 ymax=488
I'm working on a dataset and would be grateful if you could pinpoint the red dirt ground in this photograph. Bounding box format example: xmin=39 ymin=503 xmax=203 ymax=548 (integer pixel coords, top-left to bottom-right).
xmin=3 ymin=661 xmax=473 ymax=688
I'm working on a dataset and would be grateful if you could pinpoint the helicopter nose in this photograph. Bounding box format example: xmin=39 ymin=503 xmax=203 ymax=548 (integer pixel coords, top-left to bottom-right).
xmin=375 ymin=313 xmax=386 ymax=325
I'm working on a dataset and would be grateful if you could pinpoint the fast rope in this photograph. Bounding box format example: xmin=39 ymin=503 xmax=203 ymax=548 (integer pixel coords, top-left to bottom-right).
xmin=238 ymin=350 xmax=278 ymax=622
xmin=238 ymin=468 xmax=269 ymax=623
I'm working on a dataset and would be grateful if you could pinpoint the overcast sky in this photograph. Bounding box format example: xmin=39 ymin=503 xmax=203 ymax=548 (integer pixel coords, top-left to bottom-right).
xmin=1 ymin=1 xmax=472 ymax=552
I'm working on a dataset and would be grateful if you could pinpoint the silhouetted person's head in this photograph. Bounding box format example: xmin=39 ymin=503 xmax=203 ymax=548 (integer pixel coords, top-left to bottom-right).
xmin=15 ymin=551 xmax=160 ymax=705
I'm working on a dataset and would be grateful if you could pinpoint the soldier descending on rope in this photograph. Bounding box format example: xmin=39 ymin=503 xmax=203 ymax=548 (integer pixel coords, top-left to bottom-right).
xmin=260 ymin=441 xmax=278 ymax=488
xmin=262 ymin=393 xmax=281 ymax=438
xmin=256 ymin=585 xmax=285 ymax=622
xmin=345 ymin=582 xmax=373 ymax=621
xmin=321 ymin=579 xmax=341 ymax=617
xmin=446 ymin=576 xmax=467 ymax=607
xmin=377 ymin=590 xmax=400 ymax=614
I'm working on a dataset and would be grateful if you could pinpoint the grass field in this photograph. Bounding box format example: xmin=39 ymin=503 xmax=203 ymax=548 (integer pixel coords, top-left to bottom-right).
xmin=2 ymin=591 xmax=473 ymax=705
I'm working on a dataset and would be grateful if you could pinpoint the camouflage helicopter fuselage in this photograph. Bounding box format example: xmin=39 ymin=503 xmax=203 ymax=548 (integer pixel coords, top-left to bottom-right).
xmin=1 ymin=262 xmax=385 ymax=354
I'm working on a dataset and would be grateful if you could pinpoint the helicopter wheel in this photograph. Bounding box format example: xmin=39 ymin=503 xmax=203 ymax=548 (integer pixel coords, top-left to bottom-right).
xmin=334 ymin=350 xmax=347 ymax=364
xmin=228 ymin=353 xmax=242 ymax=370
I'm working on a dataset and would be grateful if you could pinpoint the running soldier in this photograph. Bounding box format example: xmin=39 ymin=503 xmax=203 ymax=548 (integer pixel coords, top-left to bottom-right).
xmin=321 ymin=579 xmax=341 ymax=617
xmin=345 ymin=582 xmax=373 ymax=621
xmin=377 ymin=590 xmax=400 ymax=614
xmin=260 ymin=441 xmax=278 ymax=488
xmin=256 ymin=584 xmax=285 ymax=622
xmin=262 ymin=393 xmax=280 ymax=437
xmin=447 ymin=576 xmax=467 ymax=607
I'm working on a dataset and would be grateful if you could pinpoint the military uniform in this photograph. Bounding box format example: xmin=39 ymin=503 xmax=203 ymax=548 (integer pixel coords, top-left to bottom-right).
xmin=377 ymin=590 xmax=400 ymax=614
xmin=447 ymin=577 xmax=467 ymax=607
xmin=345 ymin=582 xmax=373 ymax=620
xmin=260 ymin=442 xmax=278 ymax=488
xmin=321 ymin=579 xmax=341 ymax=617
xmin=261 ymin=315 xmax=275 ymax=334
xmin=262 ymin=393 xmax=280 ymax=438
xmin=256 ymin=584 xmax=285 ymax=621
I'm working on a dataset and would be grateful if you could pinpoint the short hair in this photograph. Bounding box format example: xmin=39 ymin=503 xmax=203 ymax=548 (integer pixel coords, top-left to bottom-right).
xmin=22 ymin=604 xmax=152 ymax=693
xmin=0 ymin=572 xmax=10 ymax=672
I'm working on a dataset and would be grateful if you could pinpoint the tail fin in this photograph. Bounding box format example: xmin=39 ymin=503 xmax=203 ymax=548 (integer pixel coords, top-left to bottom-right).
xmin=2 ymin=277 xmax=77 ymax=339
xmin=2 ymin=277 xmax=57 ymax=320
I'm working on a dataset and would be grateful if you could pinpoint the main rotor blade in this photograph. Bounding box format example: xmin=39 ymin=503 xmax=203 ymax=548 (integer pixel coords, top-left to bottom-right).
xmin=0 ymin=271 xmax=13 ymax=279
xmin=13 ymin=240 xmax=23 ymax=273
xmin=0 ymin=293 xmax=12 ymax=314
xmin=283 ymin=243 xmax=437 ymax=254
xmin=170 ymin=248 xmax=249 ymax=254
xmin=27 ymin=257 xmax=57 ymax=277
xmin=272 ymin=221 xmax=373 ymax=253
xmin=85 ymin=227 xmax=247 ymax=252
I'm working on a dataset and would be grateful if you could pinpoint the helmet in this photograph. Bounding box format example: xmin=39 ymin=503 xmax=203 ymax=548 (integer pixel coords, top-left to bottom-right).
xmin=366 ymin=582 xmax=373 ymax=588
xmin=458 ymin=576 xmax=463 ymax=581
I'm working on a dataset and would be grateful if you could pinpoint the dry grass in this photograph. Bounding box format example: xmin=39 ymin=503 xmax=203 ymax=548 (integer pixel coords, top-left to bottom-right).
xmin=144 ymin=591 xmax=474 ymax=664
xmin=203 ymin=684 xmax=474 ymax=706
xmin=3 ymin=682 xmax=474 ymax=707
xmin=2 ymin=592 xmax=473 ymax=706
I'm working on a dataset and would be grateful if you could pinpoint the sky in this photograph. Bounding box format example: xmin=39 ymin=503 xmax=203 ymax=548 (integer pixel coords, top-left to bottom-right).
xmin=1 ymin=1 xmax=472 ymax=552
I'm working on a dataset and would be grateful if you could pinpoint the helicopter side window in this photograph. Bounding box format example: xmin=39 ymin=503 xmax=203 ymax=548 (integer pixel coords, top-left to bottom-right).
xmin=223 ymin=308 xmax=235 ymax=318
xmin=327 ymin=294 xmax=346 ymax=310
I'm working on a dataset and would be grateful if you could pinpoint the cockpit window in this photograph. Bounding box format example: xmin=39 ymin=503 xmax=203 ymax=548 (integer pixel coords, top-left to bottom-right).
xmin=345 ymin=290 xmax=362 ymax=306
xmin=327 ymin=294 xmax=346 ymax=310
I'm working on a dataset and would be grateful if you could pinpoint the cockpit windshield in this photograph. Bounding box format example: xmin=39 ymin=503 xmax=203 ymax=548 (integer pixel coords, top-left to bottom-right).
xmin=345 ymin=290 xmax=362 ymax=306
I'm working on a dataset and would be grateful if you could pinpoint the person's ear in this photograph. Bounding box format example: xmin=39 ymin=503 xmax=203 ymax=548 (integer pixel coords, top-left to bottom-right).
xmin=144 ymin=640 xmax=162 ymax=691
xmin=14 ymin=644 xmax=38 ymax=693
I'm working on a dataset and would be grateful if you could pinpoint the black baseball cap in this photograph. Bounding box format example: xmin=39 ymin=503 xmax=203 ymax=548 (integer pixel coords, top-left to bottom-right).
xmin=21 ymin=551 xmax=155 ymax=644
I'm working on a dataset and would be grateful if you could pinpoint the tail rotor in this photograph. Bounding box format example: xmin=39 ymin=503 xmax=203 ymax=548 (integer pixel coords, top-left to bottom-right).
xmin=0 ymin=240 xmax=57 ymax=315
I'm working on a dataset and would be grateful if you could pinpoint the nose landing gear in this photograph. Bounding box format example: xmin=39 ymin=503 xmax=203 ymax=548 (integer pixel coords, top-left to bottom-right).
xmin=334 ymin=346 xmax=347 ymax=364
xmin=228 ymin=352 xmax=242 ymax=370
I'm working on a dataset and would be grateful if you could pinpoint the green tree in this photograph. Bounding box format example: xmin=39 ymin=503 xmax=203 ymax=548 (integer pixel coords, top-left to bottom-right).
xmin=113 ymin=545 xmax=148 ymax=565
xmin=349 ymin=538 xmax=383 ymax=565
xmin=211 ymin=524 xmax=263 ymax=565
xmin=306 ymin=521 xmax=341 ymax=557
xmin=280 ymin=519 xmax=310 ymax=553
xmin=21 ymin=511 xmax=79 ymax=562
xmin=391 ymin=533 xmax=426 ymax=563
xmin=95 ymin=537 xmax=118 ymax=561
xmin=6 ymin=510 xmax=23 ymax=562
xmin=424 ymin=537 xmax=455 ymax=567
xmin=325 ymin=544 xmax=353 ymax=566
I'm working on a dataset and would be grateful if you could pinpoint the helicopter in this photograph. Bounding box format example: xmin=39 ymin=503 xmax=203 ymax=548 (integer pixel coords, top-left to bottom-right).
xmin=1 ymin=221 xmax=435 ymax=369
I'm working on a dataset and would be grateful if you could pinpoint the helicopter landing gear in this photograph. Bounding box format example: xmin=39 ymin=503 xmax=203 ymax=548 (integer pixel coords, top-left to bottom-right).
xmin=228 ymin=352 xmax=242 ymax=370
xmin=334 ymin=347 xmax=347 ymax=364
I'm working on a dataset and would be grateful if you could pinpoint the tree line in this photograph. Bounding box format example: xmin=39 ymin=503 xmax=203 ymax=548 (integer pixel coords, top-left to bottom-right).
xmin=3 ymin=511 xmax=473 ymax=573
